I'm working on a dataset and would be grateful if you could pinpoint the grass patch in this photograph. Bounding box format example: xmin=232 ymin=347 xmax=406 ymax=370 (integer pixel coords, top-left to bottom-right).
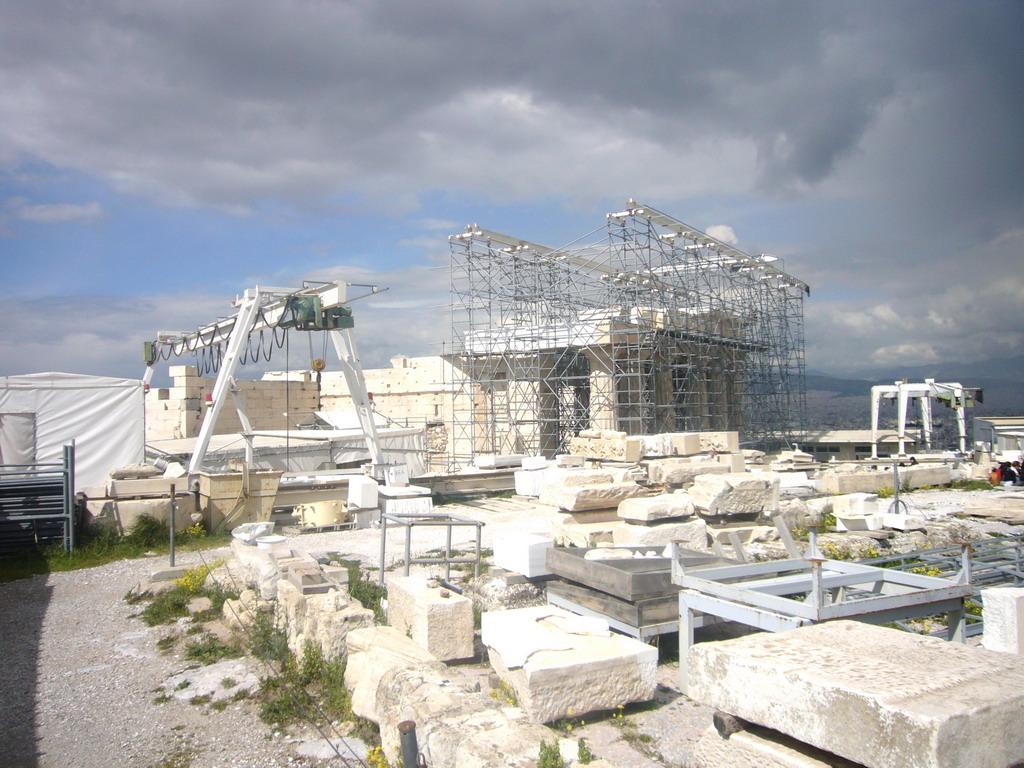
xmin=132 ymin=564 xmax=238 ymax=627
xmin=211 ymin=699 xmax=229 ymax=712
xmin=156 ymin=634 xmax=179 ymax=652
xmin=0 ymin=515 xmax=230 ymax=584
xmin=184 ymin=632 xmax=242 ymax=665
xmin=950 ymin=479 xmax=999 ymax=491
xmin=248 ymin=623 xmax=381 ymax=747
xmin=329 ymin=558 xmax=387 ymax=622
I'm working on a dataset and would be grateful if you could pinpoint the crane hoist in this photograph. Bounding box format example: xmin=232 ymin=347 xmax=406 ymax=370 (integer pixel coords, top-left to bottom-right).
xmin=143 ymin=280 xmax=393 ymax=479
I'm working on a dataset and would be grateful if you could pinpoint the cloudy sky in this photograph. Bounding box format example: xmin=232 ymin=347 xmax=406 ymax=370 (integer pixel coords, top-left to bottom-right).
xmin=2 ymin=1 xmax=1021 ymax=384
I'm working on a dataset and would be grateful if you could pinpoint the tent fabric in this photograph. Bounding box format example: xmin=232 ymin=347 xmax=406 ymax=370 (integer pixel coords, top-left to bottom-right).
xmin=0 ymin=373 xmax=145 ymax=490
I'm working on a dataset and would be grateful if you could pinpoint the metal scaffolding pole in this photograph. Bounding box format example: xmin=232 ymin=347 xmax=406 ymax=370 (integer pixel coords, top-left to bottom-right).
xmin=446 ymin=200 xmax=808 ymax=470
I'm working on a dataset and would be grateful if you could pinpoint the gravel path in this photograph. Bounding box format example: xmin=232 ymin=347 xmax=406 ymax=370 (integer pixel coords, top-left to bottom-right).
xmin=1 ymin=490 xmax=1018 ymax=768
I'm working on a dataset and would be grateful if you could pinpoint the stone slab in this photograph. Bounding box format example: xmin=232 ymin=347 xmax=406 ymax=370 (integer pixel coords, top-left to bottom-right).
xmin=150 ymin=564 xmax=192 ymax=582
xmin=539 ymin=481 xmax=646 ymax=512
xmin=613 ymin=518 xmax=708 ymax=548
xmin=981 ymin=587 xmax=1024 ymax=655
xmin=831 ymin=493 xmax=878 ymax=517
xmin=687 ymin=620 xmax=1024 ymax=768
xmin=618 ymin=493 xmax=695 ymax=523
xmin=482 ymin=605 xmax=657 ymax=723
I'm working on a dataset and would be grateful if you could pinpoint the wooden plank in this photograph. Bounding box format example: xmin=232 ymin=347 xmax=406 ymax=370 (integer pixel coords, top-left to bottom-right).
xmin=547 ymin=579 xmax=679 ymax=626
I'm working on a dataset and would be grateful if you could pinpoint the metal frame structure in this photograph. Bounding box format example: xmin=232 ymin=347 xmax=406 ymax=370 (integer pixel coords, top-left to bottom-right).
xmin=447 ymin=199 xmax=807 ymax=468
xmin=870 ymin=378 xmax=980 ymax=457
xmin=145 ymin=281 xmax=389 ymax=478
xmin=669 ymin=542 xmax=974 ymax=693
xmin=378 ymin=511 xmax=485 ymax=583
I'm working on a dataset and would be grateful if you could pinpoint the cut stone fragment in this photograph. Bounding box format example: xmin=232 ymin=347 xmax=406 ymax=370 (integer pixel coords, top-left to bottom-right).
xmin=687 ymin=620 xmax=1024 ymax=768
xmin=343 ymin=626 xmax=444 ymax=723
xmin=698 ymin=431 xmax=740 ymax=453
xmin=689 ymin=473 xmax=780 ymax=518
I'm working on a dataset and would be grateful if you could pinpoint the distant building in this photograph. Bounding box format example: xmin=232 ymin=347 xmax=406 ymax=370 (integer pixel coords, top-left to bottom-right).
xmin=973 ymin=416 xmax=1024 ymax=454
xmin=800 ymin=429 xmax=921 ymax=462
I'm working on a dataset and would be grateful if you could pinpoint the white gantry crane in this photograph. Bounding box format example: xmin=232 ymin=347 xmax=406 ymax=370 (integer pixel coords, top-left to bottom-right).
xmin=870 ymin=379 xmax=982 ymax=458
xmin=143 ymin=281 xmax=388 ymax=478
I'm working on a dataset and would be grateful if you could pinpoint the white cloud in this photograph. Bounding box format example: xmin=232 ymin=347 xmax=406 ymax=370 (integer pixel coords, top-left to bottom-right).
xmin=705 ymin=225 xmax=738 ymax=245
xmin=870 ymin=343 xmax=939 ymax=367
xmin=15 ymin=201 xmax=104 ymax=223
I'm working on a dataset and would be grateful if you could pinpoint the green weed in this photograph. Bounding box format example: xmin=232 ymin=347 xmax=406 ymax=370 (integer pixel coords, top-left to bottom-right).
xmin=538 ymin=739 xmax=565 ymax=768
xmin=184 ymin=632 xmax=242 ymax=665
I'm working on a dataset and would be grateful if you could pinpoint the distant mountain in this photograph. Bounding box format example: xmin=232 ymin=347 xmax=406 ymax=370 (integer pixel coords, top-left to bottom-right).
xmin=802 ymin=369 xmax=1024 ymax=437
xmin=840 ymin=354 xmax=1024 ymax=384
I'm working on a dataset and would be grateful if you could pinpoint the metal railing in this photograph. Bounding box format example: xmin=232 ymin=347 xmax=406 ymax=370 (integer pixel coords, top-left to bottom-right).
xmin=0 ymin=443 xmax=76 ymax=554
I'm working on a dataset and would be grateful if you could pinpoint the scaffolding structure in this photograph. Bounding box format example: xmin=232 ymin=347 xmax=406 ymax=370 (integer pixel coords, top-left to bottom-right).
xmin=447 ymin=199 xmax=808 ymax=468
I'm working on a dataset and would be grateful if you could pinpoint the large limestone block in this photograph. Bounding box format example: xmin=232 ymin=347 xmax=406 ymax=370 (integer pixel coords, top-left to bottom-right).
xmin=387 ymin=576 xmax=475 ymax=661
xmin=831 ymin=493 xmax=878 ymax=517
xmin=981 ymin=587 xmax=1024 ymax=655
xmin=903 ymin=464 xmax=952 ymax=488
xmin=344 ymin=626 xmax=444 ymax=723
xmin=646 ymin=458 xmax=731 ymax=486
xmin=613 ymin=518 xmax=708 ymax=548
xmin=568 ymin=435 xmax=644 ymax=462
xmin=637 ymin=432 xmax=702 ymax=457
xmin=688 ymin=620 xmax=1024 ymax=768
xmin=492 ymin=531 xmax=554 ymax=578
xmin=482 ymin=606 xmax=657 ymax=723
xmin=698 ymin=431 xmax=740 ymax=453
xmin=539 ymin=482 xmax=646 ymax=512
xmin=690 ymin=473 xmax=780 ymax=519
xmin=819 ymin=471 xmax=890 ymax=495
xmin=84 ymin=496 xmax=198 ymax=533
xmin=544 ymin=467 xmax=631 ymax=487
xmin=514 ymin=469 xmax=545 ymax=497
xmin=618 ymin=493 xmax=695 ymax=523
xmin=693 ymin=724 xmax=862 ymax=768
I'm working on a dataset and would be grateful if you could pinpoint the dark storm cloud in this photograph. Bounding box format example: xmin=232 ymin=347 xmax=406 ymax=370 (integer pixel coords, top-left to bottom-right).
xmin=4 ymin=1 xmax=1018 ymax=213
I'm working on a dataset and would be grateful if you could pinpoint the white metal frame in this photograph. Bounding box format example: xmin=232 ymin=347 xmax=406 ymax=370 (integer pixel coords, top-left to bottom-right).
xmin=144 ymin=281 xmax=387 ymax=477
xmin=870 ymin=378 xmax=972 ymax=457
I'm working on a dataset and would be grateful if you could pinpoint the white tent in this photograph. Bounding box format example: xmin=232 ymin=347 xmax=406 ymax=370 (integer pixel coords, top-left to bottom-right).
xmin=0 ymin=372 xmax=145 ymax=490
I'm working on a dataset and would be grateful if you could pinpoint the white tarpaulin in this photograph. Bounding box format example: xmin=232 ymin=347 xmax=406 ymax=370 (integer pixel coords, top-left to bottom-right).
xmin=0 ymin=372 xmax=145 ymax=490
xmin=147 ymin=427 xmax=427 ymax=476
